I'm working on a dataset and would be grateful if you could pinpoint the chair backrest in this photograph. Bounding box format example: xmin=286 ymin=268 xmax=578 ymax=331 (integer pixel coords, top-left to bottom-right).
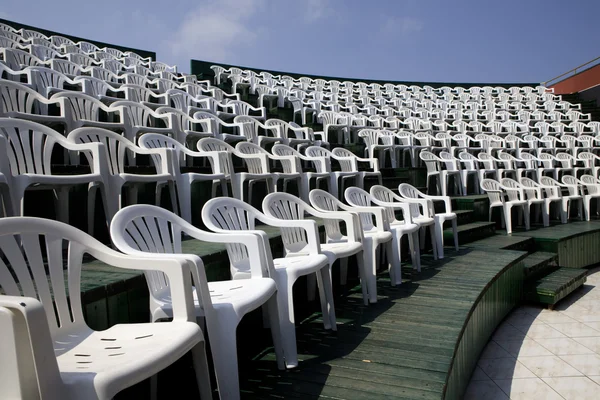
xmin=561 ymin=175 xmax=581 ymax=196
xmin=480 ymin=179 xmax=503 ymax=204
xmin=311 ymin=188 xmax=374 ymax=232
xmin=0 ymin=79 xmax=49 ymax=116
xmin=368 ymin=185 xmax=405 ymax=224
xmin=580 ymin=175 xmax=600 ymax=195
xmin=52 ymin=91 xmax=109 ymax=127
xmin=261 ymin=192 xmax=322 ymax=253
xmin=235 ymin=141 xmax=270 ymax=173
xmin=331 ymin=147 xmax=360 ymax=172
xmin=201 ymin=197 xmax=278 ymax=278
xmin=419 ymin=151 xmax=440 ymax=173
xmin=50 ymin=58 xmax=82 ymax=77
xmin=0 ymin=118 xmax=84 ymax=176
xmin=68 ymin=127 xmax=140 ymax=174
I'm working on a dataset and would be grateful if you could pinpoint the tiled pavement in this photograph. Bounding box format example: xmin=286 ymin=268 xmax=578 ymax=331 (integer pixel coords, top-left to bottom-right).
xmin=465 ymin=266 xmax=600 ymax=400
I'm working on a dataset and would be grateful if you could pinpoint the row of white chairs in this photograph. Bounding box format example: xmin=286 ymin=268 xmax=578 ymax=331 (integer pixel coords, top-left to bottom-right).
xmin=481 ymin=175 xmax=600 ymax=234
xmin=210 ymin=64 xmax=553 ymax=96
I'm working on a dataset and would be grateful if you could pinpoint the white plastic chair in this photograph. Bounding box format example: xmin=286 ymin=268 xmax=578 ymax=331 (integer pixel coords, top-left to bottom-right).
xmin=236 ymin=141 xmax=301 ymax=196
xmin=311 ymin=188 xmax=393 ymax=304
xmin=398 ymin=183 xmax=458 ymax=259
xmin=0 ymin=216 xmax=212 ymax=400
xmin=271 ymin=144 xmax=331 ymax=203
xmin=110 ymin=205 xmax=284 ymax=400
xmin=562 ymin=175 xmax=588 ymax=221
xmin=331 ymin=147 xmax=382 ymax=190
xmin=480 ymin=179 xmax=529 ymax=234
xmin=0 ymin=79 xmax=65 ymax=126
xmin=68 ymin=127 xmax=178 ymax=233
xmin=138 ymin=133 xmax=229 ymax=224
xmin=201 ymin=197 xmax=332 ymax=368
xmin=580 ymin=175 xmax=600 ymax=220
xmin=262 ymin=192 xmax=363 ymax=311
xmin=305 ymin=146 xmax=358 ymax=200
xmin=368 ymin=185 xmax=421 ymax=279
xmin=0 ymin=118 xmax=106 ymax=224
xmin=539 ymin=176 xmax=583 ymax=224
xmin=197 ymin=138 xmax=273 ymax=204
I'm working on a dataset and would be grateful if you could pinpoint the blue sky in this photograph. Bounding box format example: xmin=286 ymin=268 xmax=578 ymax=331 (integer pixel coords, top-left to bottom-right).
xmin=2 ymin=0 xmax=598 ymax=83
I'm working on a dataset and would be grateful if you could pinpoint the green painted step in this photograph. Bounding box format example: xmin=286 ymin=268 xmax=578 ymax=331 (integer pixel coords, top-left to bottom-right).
xmin=525 ymin=267 xmax=588 ymax=308
xmin=443 ymin=221 xmax=496 ymax=246
xmin=451 ymin=195 xmax=489 ymax=222
xmin=522 ymin=252 xmax=559 ymax=281
xmin=468 ymin=234 xmax=535 ymax=253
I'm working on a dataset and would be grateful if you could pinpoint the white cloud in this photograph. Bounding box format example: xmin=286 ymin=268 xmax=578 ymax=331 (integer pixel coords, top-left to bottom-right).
xmin=305 ymin=0 xmax=332 ymax=22
xmin=167 ymin=0 xmax=266 ymax=64
xmin=382 ymin=16 xmax=423 ymax=35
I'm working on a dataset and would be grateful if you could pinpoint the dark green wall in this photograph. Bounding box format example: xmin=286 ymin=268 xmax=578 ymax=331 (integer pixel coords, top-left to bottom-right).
xmin=1 ymin=18 xmax=156 ymax=61
xmin=191 ymin=59 xmax=539 ymax=89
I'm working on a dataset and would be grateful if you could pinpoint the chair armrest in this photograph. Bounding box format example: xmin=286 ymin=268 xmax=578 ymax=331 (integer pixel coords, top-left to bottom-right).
xmin=85 ymin=247 xmax=197 ymax=322
xmin=369 ymin=198 xmax=414 ymax=224
xmin=305 ymin=209 xmax=362 ymax=242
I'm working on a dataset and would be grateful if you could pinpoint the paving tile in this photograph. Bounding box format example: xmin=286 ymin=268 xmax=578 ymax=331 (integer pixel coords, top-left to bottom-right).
xmin=518 ymin=355 xmax=583 ymax=378
xmin=470 ymin=366 xmax=491 ymax=381
xmin=494 ymin=377 xmax=563 ymax=400
xmin=480 ymin=341 xmax=513 ymax=359
xmin=535 ymin=337 xmax=596 ymax=356
xmin=573 ymin=337 xmax=600 ymax=354
xmin=560 ymin=354 xmax=600 ymax=376
xmin=548 ymin=322 xmax=600 ymax=338
xmin=495 ymin=339 xmax=554 ymax=358
xmin=536 ymin=312 xmax=578 ymax=324
xmin=514 ymin=323 xmax=567 ymax=339
xmin=463 ymin=380 xmax=509 ymax=400
xmin=492 ymin=323 xmax=528 ymax=341
xmin=542 ymin=376 xmax=600 ymax=400
xmin=478 ymin=358 xmax=536 ymax=380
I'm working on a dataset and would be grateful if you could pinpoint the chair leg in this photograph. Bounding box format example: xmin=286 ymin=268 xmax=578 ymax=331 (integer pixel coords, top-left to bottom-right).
xmin=339 ymin=257 xmax=348 ymax=285
xmin=263 ymin=295 xmax=286 ymax=370
xmin=408 ymin=232 xmax=420 ymax=272
xmin=355 ymin=251 xmax=369 ymax=306
xmin=191 ymin=342 xmax=214 ymax=400
xmin=429 ymin=225 xmax=438 ymax=260
xmin=316 ymin=265 xmax=337 ymax=330
xmin=364 ymin=242 xmax=378 ymax=304
xmin=206 ymin=314 xmax=241 ymax=400
xmin=274 ymin=279 xmax=299 ymax=368
xmin=435 ymin=220 xmax=445 ymax=259
xmin=504 ymin=205 xmax=513 ymax=234
xmin=452 ymin=218 xmax=459 ymax=251
xmin=391 ymin=234 xmax=402 ymax=285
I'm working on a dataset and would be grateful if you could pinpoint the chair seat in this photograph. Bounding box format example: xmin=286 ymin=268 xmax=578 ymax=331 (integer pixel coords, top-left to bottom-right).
xmin=321 ymin=241 xmax=363 ymax=258
xmin=57 ymin=322 xmax=202 ymax=393
xmin=153 ymin=278 xmax=277 ymax=317
xmin=390 ymin=220 xmax=420 ymax=233
xmin=274 ymin=254 xmax=329 ymax=275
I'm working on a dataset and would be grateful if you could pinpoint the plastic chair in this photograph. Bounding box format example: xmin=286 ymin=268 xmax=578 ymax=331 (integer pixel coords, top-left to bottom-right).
xmin=0 ymin=118 xmax=106 ymax=224
xmin=331 ymin=147 xmax=382 ymax=190
xmin=480 ymin=179 xmax=528 ymax=234
xmin=305 ymin=146 xmax=358 ymax=200
xmin=196 ymin=138 xmax=271 ymax=204
xmin=201 ymin=197 xmax=332 ymax=367
xmin=110 ymin=204 xmax=285 ymax=400
xmin=310 ymin=189 xmax=392 ymax=304
xmin=68 ymin=127 xmax=177 ymax=233
xmin=0 ymin=216 xmax=212 ymax=400
xmin=580 ymin=175 xmax=600 ymax=220
xmin=368 ymin=185 xmax=421 ymax=279
xmin=262 ymin=192 xmax=363 ymax=310
xmin=398 ymin=183 xmax=458 ymax=259
xmin=539 ymin=176 xmax=582 ymax=223
xmin=271 ymin=144 xmax=331 ymax=203
xmin=138 ymin=133 xmax=229 ymax=224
